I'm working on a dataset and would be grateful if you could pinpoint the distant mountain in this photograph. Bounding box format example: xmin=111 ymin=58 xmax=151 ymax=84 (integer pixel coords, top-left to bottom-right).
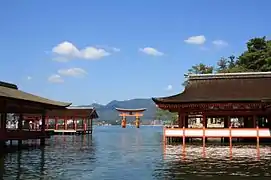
xmin=79 ymin=98 xmax=157 ymax=122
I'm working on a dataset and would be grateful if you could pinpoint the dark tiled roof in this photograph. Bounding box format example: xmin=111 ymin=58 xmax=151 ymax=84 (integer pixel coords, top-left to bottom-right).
xmin=0 ymin=81 xmax=71 ymax=107
xmin=45 ymin=107 xmax=99 ymax=118
xmin=152 ymin=72 xmax=271 ymax=104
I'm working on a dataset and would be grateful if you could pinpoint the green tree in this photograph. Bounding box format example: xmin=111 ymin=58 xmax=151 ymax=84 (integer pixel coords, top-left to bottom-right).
xmin=155 ymin=108 xmax=178 ymax=125
xmin=237 ymin=36 xmax=271 ymax=71
xmin=183 ymin=63 xmax=214 ymax=86
xmin=169 ymin=112 xmax=178 ymax=125
xmin=228 ymin=55 xmax=236 ymax=69
xmin=217 ymin=57 xmax=228 ymax=73
xmin=188 ymin=63 xmax=214 ymax=74
xmin=184 ymin=36 xmax=271 ymax=82
xmin=155 ymin=108 xmax=165 ymax=120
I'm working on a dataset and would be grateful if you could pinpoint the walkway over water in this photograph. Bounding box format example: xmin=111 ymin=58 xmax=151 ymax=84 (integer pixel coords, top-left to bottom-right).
xmin=1 ymin=126 xmax=271 ymax=179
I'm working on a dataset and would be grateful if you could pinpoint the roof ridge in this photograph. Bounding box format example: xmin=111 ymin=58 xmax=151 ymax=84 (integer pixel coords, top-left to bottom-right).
xmin=67 ymin=106 xmax=94 ymax=109
xmin=0 ymin=81 xmax=18 ymax=89
xmin=188 ymin=72 xmax=271 ymax=80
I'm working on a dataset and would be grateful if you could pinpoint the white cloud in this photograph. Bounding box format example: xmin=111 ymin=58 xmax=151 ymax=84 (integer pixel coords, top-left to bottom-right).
xmin=166 ymin=85 xmax=173 ymax=91
xmin=212 ymin=40 xmax=228 ymax=47
xmin=184 ymin=35 xmax=206 ymax=45
xmin=27 ymin=76 xmax=32 ymax=80
xmin=58 ymin=68 xmax=87 ymax=77
xmin=52 ymin=41 xmax=111 ymax=61
xmin=48 ymin=74 xmax=64 ymax=83
xmin=139 ymin=47 xmax=164 ymax=56
xmin=95 ymin=45 xmax=121 ymax=52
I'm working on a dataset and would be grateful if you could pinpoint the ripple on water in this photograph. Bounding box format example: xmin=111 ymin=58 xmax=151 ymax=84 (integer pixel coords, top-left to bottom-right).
xmin=162 ymin=144 xmax=271 ymax=178
xmin=1 ymin=126 xmax=271 ymax=180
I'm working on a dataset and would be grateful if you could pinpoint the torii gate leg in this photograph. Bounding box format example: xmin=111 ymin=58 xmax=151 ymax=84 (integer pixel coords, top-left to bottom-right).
xmin=121 ymin=116 xmax=126 ymax=128
xmin=135 ymin=116 xmax=140 ymax=128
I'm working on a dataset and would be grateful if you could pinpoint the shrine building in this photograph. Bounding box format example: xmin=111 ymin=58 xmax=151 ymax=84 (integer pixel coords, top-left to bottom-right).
xmin=152 ymin=72 xmax=271 ymax=144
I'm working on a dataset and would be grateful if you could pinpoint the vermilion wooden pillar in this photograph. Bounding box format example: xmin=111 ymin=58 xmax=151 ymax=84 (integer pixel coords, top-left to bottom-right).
xmin=0 ymin=113 xmax=7 ymax=133
xmin=202 ymin=113 xmax=207 ymax=143
xmin=18 ymin=114 xmax=23 ymax=147
xmin=0 ymin=113 xmax=7 ymax=148
xmin=73 ymin=116 xmax=77 ymax=131
xmin=267 ymin=116 xmax=271 ymax=129
xmin=40 ymin=112 xmax=46 ymax=146
xmin=64 ymin=116 xmax=67 ymax=130
xmin=121 ymin=115 xmax=126 ymax=128
xmin=184 ymin=115 xmax=188 ymax=128
xmin=202 ymin=113 xmax=207 ymax=128
xmin=224 ymin=116 xmax=230 ymax=143
xmin=178 ymin=112 xmax=183 ymax=127
xmin=83 ymin=118 xmax=87 ymax=131
xmin=55 ymin=116 xmax=58 ymax=130
xmin=135 ymin=115 xmax=140 ymax=128
xmin=253 ymin=115 xmax=257 ymax=128
xmin=46 ymin=116 xmax=49 ymax=130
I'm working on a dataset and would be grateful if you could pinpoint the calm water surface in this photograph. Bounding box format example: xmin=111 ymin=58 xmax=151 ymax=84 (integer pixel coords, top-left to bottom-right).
xmin=1 ymin=126 xmax=271 ymax=180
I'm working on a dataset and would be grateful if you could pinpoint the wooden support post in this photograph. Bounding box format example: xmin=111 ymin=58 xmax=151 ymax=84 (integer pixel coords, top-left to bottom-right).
xmin=64 ymin=116 xmax=67 ymax=130
xmin=73 ymin=116 xmax=77 ymax=131
xmin=182 ymin=126 xmax=186 ymax=161
xmin=0 ymin=113 xmax=7 ymax=132
xmin=18 ymin=114 xmax=23 ymax=147
xmin=229 ymin=126 xmax=232 ymax=149
xmin=135 ymin=116 xmax=140 ymax=128
xmin=55 ymin=116 xmax=58 ymax=130
xmin=256 ymin=126 xmax=260 ymax=150
xmin=182 ymin=126 xmax=185 ymax=148
xmin=0 ymin=113 xmax=7 ymax=148
xmin=229 ymin=125 xmax=233 ymax=159
xmin=163 ymin=126 xmax=166 ymax=143
xmin=121 ymin=115 xmax=126 ymax=128
xmin=253 ymin=115 xmax=257 ymax=128
xmin=46 ymin=116 xmax=49 ymax=130
xmin=83 ymin=118 xmax=87 ymax=131
xmin=202 ymin=126 xmax=205 ymax=148
xmin=40 ymin=112 xmax=46 ymax=146
xmin=202 ymin=126 xmax=206 ymax=158
xmin=178 ymin=112 xmax=183 ymax=128
xmin=202 ymin=113 xmax=207 ymax=144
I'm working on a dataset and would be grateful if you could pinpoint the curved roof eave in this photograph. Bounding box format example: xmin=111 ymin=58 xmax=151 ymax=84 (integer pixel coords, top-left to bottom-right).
xmin=115 ymin=107 xmax=147 ymax=112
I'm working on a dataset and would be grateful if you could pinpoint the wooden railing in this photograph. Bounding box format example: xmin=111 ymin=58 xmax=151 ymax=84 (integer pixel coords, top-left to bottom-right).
xmin=45 ymin=124 xmax=90 ymax=131
xmin=164 ymin=127 xmax=271 ymax=138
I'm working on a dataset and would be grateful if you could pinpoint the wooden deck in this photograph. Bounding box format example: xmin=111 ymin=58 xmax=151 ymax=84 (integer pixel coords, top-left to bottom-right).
xmin=45 ymin=128 xmax=92 ymax=135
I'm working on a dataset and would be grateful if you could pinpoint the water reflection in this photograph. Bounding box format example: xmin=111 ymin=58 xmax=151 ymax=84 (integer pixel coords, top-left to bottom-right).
xmin=157 ymin=144 xmax=271 ymax=179
xmin=1 ymin=135 xmax=95 ymax=180
xmin=1 ymin=127 xmax=271 ymax=179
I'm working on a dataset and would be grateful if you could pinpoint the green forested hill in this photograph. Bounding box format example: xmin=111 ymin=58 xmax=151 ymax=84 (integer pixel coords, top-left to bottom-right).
xmin=79 ymin=98 xmax=157 ymax=123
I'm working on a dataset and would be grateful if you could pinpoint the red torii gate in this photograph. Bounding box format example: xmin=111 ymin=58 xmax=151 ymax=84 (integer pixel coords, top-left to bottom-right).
xmin=115 ymin=108 xmax=146 ymax=128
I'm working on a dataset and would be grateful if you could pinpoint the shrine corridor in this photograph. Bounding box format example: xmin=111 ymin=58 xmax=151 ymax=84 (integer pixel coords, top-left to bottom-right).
xmin=1 ymin=126 xmax=271 ymax=180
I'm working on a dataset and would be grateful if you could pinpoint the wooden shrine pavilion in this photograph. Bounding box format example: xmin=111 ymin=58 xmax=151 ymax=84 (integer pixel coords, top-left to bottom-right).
xmin=152 ymin=72 xmax=271 ymax=144
xmin=24 ymin=106 xmax=98 ymax=135
xmin=0 ymin=81 xmax=71 ymax=147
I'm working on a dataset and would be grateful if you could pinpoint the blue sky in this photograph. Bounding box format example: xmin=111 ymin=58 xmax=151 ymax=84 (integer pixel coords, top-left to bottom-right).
xmin=0 ymin=0 xmax=270 ymax=105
